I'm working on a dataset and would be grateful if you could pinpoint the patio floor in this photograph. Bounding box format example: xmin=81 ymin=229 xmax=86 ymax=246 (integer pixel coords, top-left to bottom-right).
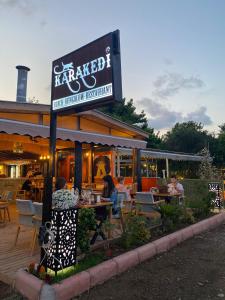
xmin=0 ymin=204 xmax=39 ymax=284
xmin=0 ymin=204 xmax=122 ymax=285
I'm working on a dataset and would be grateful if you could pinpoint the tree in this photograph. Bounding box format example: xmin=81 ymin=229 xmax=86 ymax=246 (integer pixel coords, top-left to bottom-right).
xmin=144 ymin=127 xmax=164 ymax=149
xmin=198 ymin=148 xmax=220 ymax=180
xmin=100 ymin=98 xmax=163 ymax=149
xmin=211 ymin=123 xmax=225 ymax=167
xmin=163 ymin=121 xmax=213 ymax=154
xmin=100 ymin=98 xmax=148 ymax=128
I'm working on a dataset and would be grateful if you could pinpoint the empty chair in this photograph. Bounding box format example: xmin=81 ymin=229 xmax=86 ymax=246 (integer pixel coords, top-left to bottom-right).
xmin=14 ymin=199 xmax=35 ymax=247
xmin=31 ymin=202 xmax=43 ymax=255
xmin=16 ymin=189 xmax=26 ymax=200
xmin=136 ymin=192 xmax=155 ymax=204
xmin=135 ymin=192 xmax=161 ymax=228
xmin=0 ymin=191 xmax=14 ymax=223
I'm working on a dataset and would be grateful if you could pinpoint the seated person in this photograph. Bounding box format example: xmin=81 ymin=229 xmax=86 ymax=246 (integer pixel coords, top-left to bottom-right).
xmin=52 ymin=177 xmax=78 ymax=209
xmin=21 ymin=178 xmax=33 ymax=199
xmin=167 ymin=175 xmax=184 ymax=195
xmin=26 ymin=167 xmax=33 ymax=178
xmin=115 ymin=176 xmax=131 ymax=201
xmin=101 ymin=175 xmax=118 ymax=215
xmin=166 ymin=175 xmax=184 ymax=204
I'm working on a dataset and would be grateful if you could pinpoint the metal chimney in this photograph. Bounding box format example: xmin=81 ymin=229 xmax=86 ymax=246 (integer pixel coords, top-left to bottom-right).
xmin=16 ymin=65 xmax=30 ymax=103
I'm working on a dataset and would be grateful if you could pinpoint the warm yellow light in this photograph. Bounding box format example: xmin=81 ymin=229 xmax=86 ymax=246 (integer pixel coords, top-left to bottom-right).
xmin=47 ymin=155 xmax=50 ymax=159
xmin=43 ymin=156 xmax=46 ymax=160
xmin=40 ymin=156 xmax=43 ymax=160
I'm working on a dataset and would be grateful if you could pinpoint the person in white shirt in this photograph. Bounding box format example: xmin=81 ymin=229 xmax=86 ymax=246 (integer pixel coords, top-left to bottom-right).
xmin=166 ymin=175 xmax=184 ymax=203
xmin=115 ymin=176 xmax=131 ymax=201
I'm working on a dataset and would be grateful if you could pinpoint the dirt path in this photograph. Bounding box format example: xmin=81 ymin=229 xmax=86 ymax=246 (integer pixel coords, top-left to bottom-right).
xmin=2 ymin=224 xmax=225 ymax=300
xmin=76 ymin=224 xmax=225 ymax=300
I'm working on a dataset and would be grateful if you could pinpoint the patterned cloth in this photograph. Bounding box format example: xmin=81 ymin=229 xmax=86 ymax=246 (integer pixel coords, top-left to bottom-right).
xmin=52 ymin=189 xmax=78 ymax=209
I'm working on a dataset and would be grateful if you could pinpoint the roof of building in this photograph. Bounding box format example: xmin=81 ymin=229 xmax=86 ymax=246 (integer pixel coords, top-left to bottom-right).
xmin=0 ymin=100 xmax=149 ymax=139
xmin=0 ymin=118 xmax=147 ymax=149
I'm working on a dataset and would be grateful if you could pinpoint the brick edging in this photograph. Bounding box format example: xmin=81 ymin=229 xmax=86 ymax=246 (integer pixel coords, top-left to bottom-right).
xmin=15 ymin=212 xmax=225 ymax=300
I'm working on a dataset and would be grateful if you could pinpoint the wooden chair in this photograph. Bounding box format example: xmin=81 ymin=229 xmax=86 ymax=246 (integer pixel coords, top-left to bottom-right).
xmin=31 ymin=202 xmax=43 ymax=255
xmin=14 ymin=199 xmax=35 ymax=249
xmin=16 ymin=190 xmax=27 ymax=200
xmin=0 ymin=191 xmax=13 ymax=223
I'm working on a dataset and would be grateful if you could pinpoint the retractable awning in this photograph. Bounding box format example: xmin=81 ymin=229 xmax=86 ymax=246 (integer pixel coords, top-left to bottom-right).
xmin=141 ymin=150 xmax=203 ymax=161
xmin=0 ymin=118 xmax=147 ymax=149
xmin=117 ymin=147 xmax=203 ymax=161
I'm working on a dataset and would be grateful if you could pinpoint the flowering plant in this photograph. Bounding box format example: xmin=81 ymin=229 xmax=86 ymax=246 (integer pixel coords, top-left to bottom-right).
xmin=27 ymin=263 xmax=53 ymax=284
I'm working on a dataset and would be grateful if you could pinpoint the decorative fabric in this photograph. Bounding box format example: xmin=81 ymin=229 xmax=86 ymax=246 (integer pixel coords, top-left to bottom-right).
xmin=52 ymin=189 xmax=77 ymax=209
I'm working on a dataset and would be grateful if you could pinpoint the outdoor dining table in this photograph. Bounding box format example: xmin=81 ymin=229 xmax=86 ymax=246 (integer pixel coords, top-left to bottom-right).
xmin=153 ymin=192 xmax=181 ymax=198
xmin=153 ymin=192 xmax=182 ymax=204
xmin=78 ymin=201 xmax=113 ymax=244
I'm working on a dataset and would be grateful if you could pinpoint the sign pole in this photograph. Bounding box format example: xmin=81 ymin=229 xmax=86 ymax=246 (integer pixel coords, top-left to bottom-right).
xmin=41 ymin=109 xmax=57 ymax=265
xmin=74 ymin=141 xmax=82 ymax=192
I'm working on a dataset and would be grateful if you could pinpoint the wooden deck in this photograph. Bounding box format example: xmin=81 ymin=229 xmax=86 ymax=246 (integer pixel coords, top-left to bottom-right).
xmin=0 ymin=204 xmax=122 ymax=285
xmin=0 ymin=204 xmax=39 ymax=284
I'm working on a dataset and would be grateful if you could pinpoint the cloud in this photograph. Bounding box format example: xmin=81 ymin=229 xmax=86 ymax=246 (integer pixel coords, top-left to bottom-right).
xmin=138 ymin=98 xmax=212 ymax=130
xmin=0 ymin=0 xmax=35 ymax=15
xmin=184 ymin=106 xmax=212 ymax=125
xmin=153 ymin=72 xmax=205 ymax=99
xmin=40 ymin=19 xmax=47 ymax=27
xmin=163 ymin=58 xmax=173 ymax=65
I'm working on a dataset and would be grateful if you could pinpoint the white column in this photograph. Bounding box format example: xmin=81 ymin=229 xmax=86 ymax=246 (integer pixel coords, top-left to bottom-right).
xmin=166 ymin=158 xmax=169 ymax=178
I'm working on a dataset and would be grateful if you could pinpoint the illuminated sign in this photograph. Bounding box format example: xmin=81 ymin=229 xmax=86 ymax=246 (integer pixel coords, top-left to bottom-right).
xmin=51 ymin=30 xmax=122 ymax=113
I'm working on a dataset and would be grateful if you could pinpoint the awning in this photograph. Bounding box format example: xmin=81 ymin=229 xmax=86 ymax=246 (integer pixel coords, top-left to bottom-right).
xmin=0 ymin=118 xmax=147 ymax=149
xmin=117 ymin=147 xmax=203 ymax=161
xmin=141 ymin=150 xmax=203 ymax=161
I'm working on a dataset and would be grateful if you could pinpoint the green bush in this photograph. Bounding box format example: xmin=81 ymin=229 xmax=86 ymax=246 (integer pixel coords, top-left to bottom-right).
xmin=77 ymin=208 xmax=97 ymax=253
xmin=159 ymin=204 xmax=182 ymax=232
xmin=188 ymin=191 xmax=216 ymax=218
xmin=121 ymin=212 xmax=151 ymax=249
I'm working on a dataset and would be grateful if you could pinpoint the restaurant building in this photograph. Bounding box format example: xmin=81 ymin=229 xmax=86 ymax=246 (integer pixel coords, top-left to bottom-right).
xmin=0 ymin=64 xmax=202 ymax=194
xmin=0 ymin=98 xmax=203 ymax=193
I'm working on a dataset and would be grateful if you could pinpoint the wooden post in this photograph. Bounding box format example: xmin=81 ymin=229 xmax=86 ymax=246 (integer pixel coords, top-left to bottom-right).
xmin=74 ymin=141 xmax=82 ymax=192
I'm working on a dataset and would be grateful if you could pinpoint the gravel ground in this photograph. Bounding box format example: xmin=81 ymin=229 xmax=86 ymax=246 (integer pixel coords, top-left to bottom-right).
xmin=2 ymin=224 xmax=225 ymax=300
xmin=76 ymin=224 xmax=225 ymax=300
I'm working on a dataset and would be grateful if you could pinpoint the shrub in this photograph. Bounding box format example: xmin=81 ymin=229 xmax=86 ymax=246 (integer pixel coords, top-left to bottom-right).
xmin=188 ymin=191 xmax=215 ymax=219
xmin=159 ymin=204 xmax=182 ymax=232
xmin=121 ymin=212 xmax=151 ymax=249
xmin=77 ymin=208 xmax=97 ymax=253
xmin=159 ymin=204 xmax=195 ymax=232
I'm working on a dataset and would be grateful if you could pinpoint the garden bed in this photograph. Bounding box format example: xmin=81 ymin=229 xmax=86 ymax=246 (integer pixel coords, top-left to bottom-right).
xmin=15 ymin=211 xmax=225 ymax=300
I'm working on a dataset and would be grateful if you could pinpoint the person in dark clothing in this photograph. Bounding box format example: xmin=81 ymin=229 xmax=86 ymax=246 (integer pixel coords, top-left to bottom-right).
xmin=21 ymin=179 xmax=33 ymax=199
xmin=22 ymin=179 xmax=32 ymax=192
xmin=102 ymin=175 xmax=118 ymax=215
xmin=102 ymin=175 xmax=115 ymax=198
